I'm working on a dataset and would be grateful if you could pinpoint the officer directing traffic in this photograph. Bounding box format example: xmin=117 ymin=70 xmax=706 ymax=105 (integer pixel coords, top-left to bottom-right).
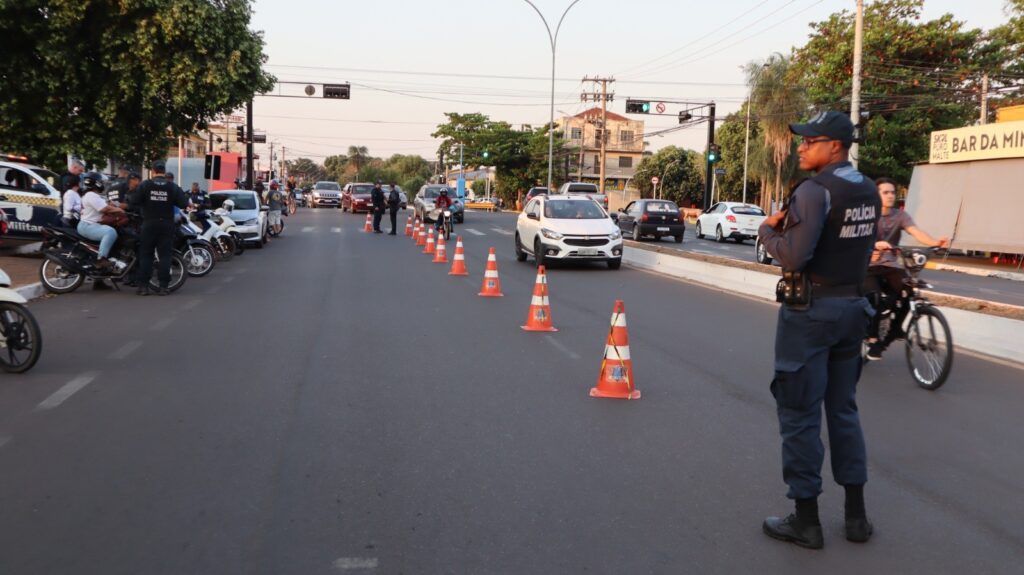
xmin=756 ymin=111 xmax=881 ymax=550
xmin=131 ymin=160 xmax=188 ymax=296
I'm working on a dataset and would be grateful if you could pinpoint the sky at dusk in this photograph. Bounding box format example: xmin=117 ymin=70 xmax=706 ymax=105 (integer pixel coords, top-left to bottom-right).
xmin=244 ymin=0 xmax=1007 ymax=167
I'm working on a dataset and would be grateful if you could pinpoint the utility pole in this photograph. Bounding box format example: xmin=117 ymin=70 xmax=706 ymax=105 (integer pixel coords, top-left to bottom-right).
xmin=980 ymin=73 xmax=990 ymax=124
xmin=849 ymin=0 xmax=865 ymax=168
xmin=281 ymin=146 xmax=286 ymax=180
xmin=269 ymin=141 xmax=275 ymax=180
xmin=246 ymin=100 xmax=254 ymax=189
xmin=581 ymin=76 xmax=615 ymax=194
xmin=704 ymin=103 xmax=716 ymax=211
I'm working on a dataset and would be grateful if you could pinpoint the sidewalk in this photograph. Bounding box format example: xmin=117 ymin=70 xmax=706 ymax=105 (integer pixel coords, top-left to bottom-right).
xmin=926 ymin=253 xmax=1024 ymax=282
xmin=0 ymin=252 xmax=41 ymax=289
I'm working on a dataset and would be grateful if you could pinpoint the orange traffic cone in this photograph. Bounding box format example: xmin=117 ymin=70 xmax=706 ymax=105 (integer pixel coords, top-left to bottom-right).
xmin=432 ymin=234 xmax=448 ymax=263
xmin=404 ymin=215 xmax=413 ymax=237
xmin=449 ymin=236 xmax=469 ymax=276
xmin=412 ymin=218 xmax=421 ymax=242
xmin=478 ymin=248 xmax=504 ymax=297
xmin=423 ymin=228 xmax=436 ymax=254
xmin=521 ymin=265 xmax=557 ymax=332
xmin=363 ymin=212 xmax=373 ymax=233
xmin=416 ymin=223 xmax=427 ymax=246
xmin=590 ymin=300 xmax=641 ymax=400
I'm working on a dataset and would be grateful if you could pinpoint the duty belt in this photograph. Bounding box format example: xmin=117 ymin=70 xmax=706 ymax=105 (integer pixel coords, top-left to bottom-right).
xmin=811 ymin=283 xmax=862 ymax=299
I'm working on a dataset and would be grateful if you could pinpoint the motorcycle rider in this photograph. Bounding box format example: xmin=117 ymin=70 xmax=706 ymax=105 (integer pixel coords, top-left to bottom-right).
xmin=77 ymin=172 xmax=125 ymax=271
xmin=132 ymin=160 xmax=188 ymax=296
xmin=61 ymin=175 xmax=82 ymax=226
xmin=864 ymin=177 xmax=950 ymax=360
xmin=434 ymin=188 xmax=453 ymax=232
xmin=188 ymin=182 xmax=212 ymax=232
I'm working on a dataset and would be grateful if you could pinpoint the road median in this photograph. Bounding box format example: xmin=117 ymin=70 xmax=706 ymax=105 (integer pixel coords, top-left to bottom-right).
xmin=622 ymin=240 xmax=1024 ymax=365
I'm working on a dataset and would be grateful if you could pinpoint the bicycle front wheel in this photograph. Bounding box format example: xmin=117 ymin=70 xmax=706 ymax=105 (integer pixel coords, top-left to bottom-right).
xmin=905 ymin=306 xmax=953 ymax=390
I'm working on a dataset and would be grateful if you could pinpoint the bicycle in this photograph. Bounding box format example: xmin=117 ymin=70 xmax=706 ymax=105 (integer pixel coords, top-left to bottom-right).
xmin=865 ymin=247 xmax=953 ymax=390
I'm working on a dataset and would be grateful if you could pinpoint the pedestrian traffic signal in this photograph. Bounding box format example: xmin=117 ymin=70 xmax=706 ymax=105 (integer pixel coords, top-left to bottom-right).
xmin=707 ymin=143 xmax=721 ymax=164
xmin=626 ymin=100 xmax=651 ymax=114
xmin=236 ymin=126 xmax=246 ymax=143
xmin=678 ymin=111 xmax=693 ymax=124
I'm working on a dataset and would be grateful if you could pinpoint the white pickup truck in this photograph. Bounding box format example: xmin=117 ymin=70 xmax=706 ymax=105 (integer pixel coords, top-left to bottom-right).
xmin=557 ymin=182 xmax=608 ymax=211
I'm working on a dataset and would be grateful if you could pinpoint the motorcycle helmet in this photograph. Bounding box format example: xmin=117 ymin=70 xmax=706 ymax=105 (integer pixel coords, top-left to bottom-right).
xmin=222 ymin=199 xmax=235 ymax=212
xmin=81 ymin=172 xmax=104 ymax=192
xmin=269 ymin=181 xmax=279 ymax=190
xmin=439 ymin=188 xmax=448 ymax=196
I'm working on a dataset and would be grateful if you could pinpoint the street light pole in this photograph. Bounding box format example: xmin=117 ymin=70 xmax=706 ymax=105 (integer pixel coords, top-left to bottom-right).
xmin=742 ymin=63 xmax=768 ymax=206
xmin=523 ymin=0 xmax=583 ymax=192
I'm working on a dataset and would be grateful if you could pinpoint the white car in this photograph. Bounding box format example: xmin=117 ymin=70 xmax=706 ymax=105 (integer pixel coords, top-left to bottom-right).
xmin=695 ymin=202 xmax=766 ymax=244
xmin=209 ymin=190 xmax=269 ymax=248
xmin=514 ymin=194 xmax=623 ymax=269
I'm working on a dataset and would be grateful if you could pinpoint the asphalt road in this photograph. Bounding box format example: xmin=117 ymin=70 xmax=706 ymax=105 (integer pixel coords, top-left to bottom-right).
xmin=1 ymin=208 xmax=1021 ymax=574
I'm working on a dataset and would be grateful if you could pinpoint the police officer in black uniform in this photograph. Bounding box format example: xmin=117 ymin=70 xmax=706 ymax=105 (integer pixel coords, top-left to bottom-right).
xmin=757 ymin=111 xmax=881 ymax=550
xmin=187 ymin=182 xmax=212 ymax=232
xmin=132 ymin=160 xmax=188 ymax=296
xmin=370 ymin=181 xmax=385 ymax=234
xmin=386 ymin=183 xmax=401 ymax=235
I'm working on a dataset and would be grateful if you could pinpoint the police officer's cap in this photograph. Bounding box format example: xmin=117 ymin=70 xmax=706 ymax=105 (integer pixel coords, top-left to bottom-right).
xmin=152 ymin=159 xmax=167 ymax=172
xmin=789 ymin=111 xmax=855 ymax=146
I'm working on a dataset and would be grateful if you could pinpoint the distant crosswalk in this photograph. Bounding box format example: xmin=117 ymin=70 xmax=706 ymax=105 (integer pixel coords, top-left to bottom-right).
xmin=296 ymin=222 xmax=518 ymax=237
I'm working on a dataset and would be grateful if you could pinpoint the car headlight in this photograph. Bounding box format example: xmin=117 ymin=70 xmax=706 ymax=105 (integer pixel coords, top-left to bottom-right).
xmin=608 ymin=229 xmax=621 ymax=240
xmin=541 ymin=228 xmax=563 ymax=240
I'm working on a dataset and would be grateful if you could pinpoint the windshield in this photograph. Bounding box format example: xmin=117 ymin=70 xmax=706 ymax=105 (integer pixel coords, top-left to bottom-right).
xmin=352 ymin=185 xmax=373 ymax=194
xmin=210 ymin=192 xmax=257 ymax=210
xmin=645 ymin=202 xmax=678 ymax=213
xmin=314 ymin=182 xmax=340 ymax=191
xmin=423 ymin=187 xmax=451 ymax=199
xmin=544 ymin=199 xmax=606 ymax=219
xmin=732 ymin=206 xmax=765 ymax=216
xmin=30 ymin=168 xmax=60 ymax=188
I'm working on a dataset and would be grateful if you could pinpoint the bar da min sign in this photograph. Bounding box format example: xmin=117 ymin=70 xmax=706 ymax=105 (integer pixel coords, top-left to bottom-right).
xmin=929 ymin=121 xmax=1024 ymax=164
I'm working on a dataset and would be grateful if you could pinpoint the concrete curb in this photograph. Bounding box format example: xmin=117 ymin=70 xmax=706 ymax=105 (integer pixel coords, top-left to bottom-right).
xmin=14 ymin=283 xmax=45 ymax=302
xmin=926 ymin=261 xmax=1024 ymax=282
xmin=622 ymin=242 xmax=1024 ymax=366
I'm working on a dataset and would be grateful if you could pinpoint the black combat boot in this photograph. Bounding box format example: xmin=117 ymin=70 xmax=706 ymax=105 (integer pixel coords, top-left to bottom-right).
xmin=844 ymin=484 xmax=873 ymax=543
xmin=763 ymin=497 xmax=824 ymax=549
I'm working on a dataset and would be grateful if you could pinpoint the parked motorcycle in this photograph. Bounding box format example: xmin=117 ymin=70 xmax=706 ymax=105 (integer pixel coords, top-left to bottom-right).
xmin=0 ymin=212 xmax=41 ymax=373
xmin=189 ymin=207 xmax=238 ymax=261
xmin=175 ymin=214 xmax=216 ymax=278
xmin=39 ymin=218 xmax=187 ymax=294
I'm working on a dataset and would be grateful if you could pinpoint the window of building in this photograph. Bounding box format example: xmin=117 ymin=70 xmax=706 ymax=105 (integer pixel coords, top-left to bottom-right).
xmin=619 ymin=131 xmax=634 ymax=144
xmin=618 ymin=156 xmax=633 ymax=168
xmin=593 ymin=155 xmax=600 ymax=169
xmin=570 ymin=127 xmax=582 ymax=140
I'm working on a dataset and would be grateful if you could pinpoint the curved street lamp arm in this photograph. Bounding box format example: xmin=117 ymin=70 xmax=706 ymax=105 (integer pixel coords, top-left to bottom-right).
xmin=553 ymin=0 xmax=583 ymax=51
xmin=522 ymin=0 xmax=554 ymax=49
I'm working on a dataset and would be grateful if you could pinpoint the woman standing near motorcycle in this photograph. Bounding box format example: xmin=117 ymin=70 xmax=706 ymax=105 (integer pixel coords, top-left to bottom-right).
xmin=76 ymin=173 xmax=125 ymax=271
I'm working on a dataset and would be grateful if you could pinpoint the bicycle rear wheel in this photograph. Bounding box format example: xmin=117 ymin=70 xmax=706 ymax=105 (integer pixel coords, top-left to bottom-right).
xmin=905 ymin=306 xmax=953 ymax=390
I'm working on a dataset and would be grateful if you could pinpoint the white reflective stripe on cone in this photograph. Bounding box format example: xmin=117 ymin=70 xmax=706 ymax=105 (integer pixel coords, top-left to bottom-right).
xmin=604 ymin=345 xmax=631 ymax=360
xmin=454 ymin=254 xmax=465 ymax=260
xmin=611 ymin=314 xmax=628 ymax=328
xmin=484 ymin=270 xmax=499 ymax=278
xmin=531 ymin=295 xmax=549 ymax=306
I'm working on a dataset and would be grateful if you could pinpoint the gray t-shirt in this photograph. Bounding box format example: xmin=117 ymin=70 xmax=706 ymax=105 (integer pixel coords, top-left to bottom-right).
xmin=874 ymin=209 xmax=915 ymax=268
xmin=265 ymin=189 xmax=284 ymax=210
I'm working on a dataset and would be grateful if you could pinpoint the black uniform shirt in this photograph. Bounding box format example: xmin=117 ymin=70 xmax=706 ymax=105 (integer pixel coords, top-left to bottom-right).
xmin=371 ymin=187 xmax=385 ymax=209
xmin=132 ymin=176 xmax=188 ymax=221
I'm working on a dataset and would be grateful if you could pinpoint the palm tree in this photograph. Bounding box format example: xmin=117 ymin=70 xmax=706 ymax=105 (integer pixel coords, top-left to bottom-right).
xmin=347 ymin=146 xmax=370 ymax=178
xmin=745 ymin=54 xmax=805 ymax=212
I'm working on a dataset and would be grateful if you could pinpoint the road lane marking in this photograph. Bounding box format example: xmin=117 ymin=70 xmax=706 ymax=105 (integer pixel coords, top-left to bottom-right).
xmin=464 ymin=228 xmax=485 ymax=236
xmin=545 ymin=335 xmax=581 ymax=360
xmin=490 ymin=228 xmax=514 ymax=236
xmin=36 ymin=372 xmax=99 ymax=410
xmin=302 ymin=226 xmax=315 ymax=232
xmin=150 ymin=317 xmax=176 ymax=331
xmin=222 ymin=276 xmax=235 ymax=284
xmin=332 ymin=227 xmax=342 ymax=233
xmin=0 ymin=436 xmax=11 ymax=449
xmin=109 ymin=340 xmax=143 ymax=360
xmin=333 ymin=557 xmax=378 ymax=570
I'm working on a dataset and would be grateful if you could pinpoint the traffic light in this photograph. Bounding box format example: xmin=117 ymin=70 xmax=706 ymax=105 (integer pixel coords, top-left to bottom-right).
xmin=678 ymin=111 xmax=693 ymax=124
xmin=626 ymin=99 xmax=651 ymax=114
xmin=707 ymin=143 xmax=721 ymax=164
xmin=482 ymin=151 xmax=490 ymax=160
xmin=236 ymin=125 xmax=246 ymax=143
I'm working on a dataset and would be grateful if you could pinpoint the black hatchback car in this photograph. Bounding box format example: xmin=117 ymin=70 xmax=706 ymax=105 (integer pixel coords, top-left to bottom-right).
xmin=612 ymin=199 xmax=684 ymax=242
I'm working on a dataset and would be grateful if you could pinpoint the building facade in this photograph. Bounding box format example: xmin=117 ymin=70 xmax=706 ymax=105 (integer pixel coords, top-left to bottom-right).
xmin=558 ymin=108 xmax=645 ymax=192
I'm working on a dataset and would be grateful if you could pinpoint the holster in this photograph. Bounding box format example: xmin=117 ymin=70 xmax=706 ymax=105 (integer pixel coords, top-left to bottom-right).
xmin=776 ymin=271 xmax=812 ymax=310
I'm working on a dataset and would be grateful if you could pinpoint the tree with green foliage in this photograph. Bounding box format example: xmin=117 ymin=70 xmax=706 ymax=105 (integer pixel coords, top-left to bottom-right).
xmin=790 ymin=0 xmax=984 ymax=184
xmin=323 ymin=154 xmax=348 ymax=182
xmin=633 ymin=147 xmax=705 ymax=207
xmin=714 ymin=107 xmax=761 ymax=203
xmin=346 ymin=146 xmax=371 ymax=178
xmin=285 ymin=158 xmax=325 ymax=183
xmin=746 ymin=54 xmax=804 ymax=212
xmin=0 ymin=0 xmax=274 ymax=169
